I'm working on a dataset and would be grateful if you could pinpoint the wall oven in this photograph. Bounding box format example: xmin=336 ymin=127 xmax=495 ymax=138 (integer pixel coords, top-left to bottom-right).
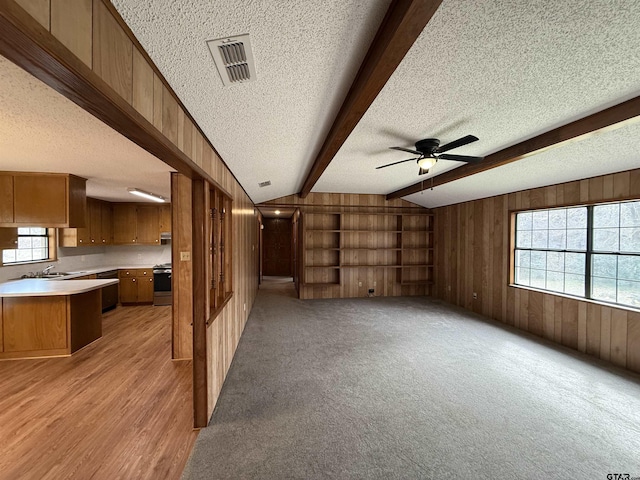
xmin=153 ymin=263 xmax=172 ymax=306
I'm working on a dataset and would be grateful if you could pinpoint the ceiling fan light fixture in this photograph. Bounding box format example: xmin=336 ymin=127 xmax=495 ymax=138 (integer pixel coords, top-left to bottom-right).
xmin=417 ymin=157 xmax=437 ymax=169
xmin=128 ymin=188 xmax=166 ymax=203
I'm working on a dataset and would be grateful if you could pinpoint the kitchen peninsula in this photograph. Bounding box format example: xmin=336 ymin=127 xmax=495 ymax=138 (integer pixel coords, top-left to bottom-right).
xmin=0 ymin=278 xmax=118 ymax=360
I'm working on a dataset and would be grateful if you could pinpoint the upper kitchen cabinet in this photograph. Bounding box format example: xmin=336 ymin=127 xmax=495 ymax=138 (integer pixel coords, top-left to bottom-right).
xmin=113 ymin=203 xmax=170 ymax=245
xmin=0 ymin=172 xmax=86 ymax=228
xmin=59 ymin=198 xmax=113 ymax=247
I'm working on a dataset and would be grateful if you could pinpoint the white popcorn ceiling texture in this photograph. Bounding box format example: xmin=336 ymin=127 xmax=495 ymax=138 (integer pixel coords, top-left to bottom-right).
xmin=112 ymin=0 xmax=640 ymax=207
xmin=0 ymin=56 xmax=173 ymax=202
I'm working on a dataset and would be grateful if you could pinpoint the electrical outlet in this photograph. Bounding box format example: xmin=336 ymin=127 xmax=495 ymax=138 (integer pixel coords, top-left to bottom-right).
xmin=373 ymin=281 xmax=376 ymax=287
xmin=180 ymin=251 xmax=191 ymax=261
xmin=473 ymin=292 xmax=478 ymax=299
xmin=358 ymin=281 xmax=362 ymax=287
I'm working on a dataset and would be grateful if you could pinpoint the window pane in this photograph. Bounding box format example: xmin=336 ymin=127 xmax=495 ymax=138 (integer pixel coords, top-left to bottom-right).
xmin=547 ymin=271 xmax=564 ymax=293
xmin=547 ymin=251 xmax=564 ymax=272
xmin=3 ymin=250 xmax=16 ymax=263
xmin=16 ymin=249 xmax=32 ymax=262
xmin=17 ymin=227 xmax=31 ymax=234
xmin=517 ymin=212 xmax=533 ymax=230
xmin=566 ymin=229 xmax=587 ymax=250
xmin=531 ymin=230 xmax=548 ymax=249
xmin=516 ymin=267 xmax=530 ymax=286
xmin=620 ymin=201 xmax=640 ymax=227
xmin=530 ymin=269 xmax=546 ymax=288
xmin=549 ymin=209 xmax=567 ymax=229
xmin=565 ymin=252 xmax=586 ymax=275
xmin=592 ymin=254 xmax=617 ymax=278
xmin=532 ymin=211 xmax=549 ymax=230
xmin=567 ymin=207 xmax=587 ymax=228
xmin=593 ymin=228 xmax=619 ymax=251
xmin=565 ymin=273 xmax=585 ymax=296
xmin=592 ymin=276 xmax=617 ymax=303
xmin=515 ymin=250 xmax=531 ymax=268
xmin=516 ymin=230 xmax=532 ymax=248
xmin=618 ymin=256 xmax=640 ymax=282
xmin=620 ymin=227 xmax=640 ymax=253
xmin=593 ymin=203 xmax=619 ymax=228
xmin=618 ymin=280 xmax=640 ymax=308
xmin=18 ymin=237 xmax=33 ymax=249
xmin=531 ymin=251 xmax=546 ymax=269
xmin=548 ymin=229 xmax=566 ymax=249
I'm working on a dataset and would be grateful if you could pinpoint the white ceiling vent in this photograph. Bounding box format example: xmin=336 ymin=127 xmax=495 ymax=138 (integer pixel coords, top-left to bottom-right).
xmin=207 ymin=34 xmax=256 ymax=86
xmin=258 ymin=180 xmax=271 ymax=188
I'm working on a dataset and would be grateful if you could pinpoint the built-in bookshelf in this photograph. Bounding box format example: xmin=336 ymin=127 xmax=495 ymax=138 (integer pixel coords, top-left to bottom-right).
xmin=302 ymin=211 xmax=433 ymax=290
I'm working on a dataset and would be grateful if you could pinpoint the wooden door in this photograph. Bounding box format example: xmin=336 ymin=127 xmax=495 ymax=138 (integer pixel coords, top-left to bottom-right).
xmin=101 ymin=202 xmax=113 ymax=244
xmin=262 ymin=217 xmax=292 ymax=276
xmin=0 ymin=174 xmax=14 ymax=223
xmin=119 ymin=277 xmax=138 ymax=303
xmin=159 ymin=204 xmax=171 ymax=233
xmin=136 ymin=206 xmax=160 ymax=244
xmin=137 ymin=276 xmax=154 ymax=303
xmin=113 ymin=204 xmax=137 ymax=244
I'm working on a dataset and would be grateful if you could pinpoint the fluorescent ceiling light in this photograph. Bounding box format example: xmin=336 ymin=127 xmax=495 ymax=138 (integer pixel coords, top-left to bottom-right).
xmin=128 ymin=188 xmax=166 ymax=203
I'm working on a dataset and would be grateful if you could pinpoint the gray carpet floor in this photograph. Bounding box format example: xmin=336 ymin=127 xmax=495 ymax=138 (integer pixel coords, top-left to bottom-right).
xmin=182 ymin=284 xmax=640 ymax=479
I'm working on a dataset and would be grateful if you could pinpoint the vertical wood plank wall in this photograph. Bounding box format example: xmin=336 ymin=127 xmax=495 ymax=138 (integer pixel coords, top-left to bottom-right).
xmin=11 ymin=0 xmax=259 ymax=417
xmin=260 ymin=193 xmax=433 ymax=300
xmin=434 ymin=168 xmax=640 ymax=374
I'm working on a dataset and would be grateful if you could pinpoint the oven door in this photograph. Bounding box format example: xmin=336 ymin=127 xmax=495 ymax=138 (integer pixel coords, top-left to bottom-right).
xmin=153 ymin=271 xmax=172 ymax=306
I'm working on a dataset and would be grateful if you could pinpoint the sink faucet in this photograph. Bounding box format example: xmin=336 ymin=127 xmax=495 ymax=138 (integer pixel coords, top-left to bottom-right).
xmin=42 ymin=264 xmax=55 ymax=275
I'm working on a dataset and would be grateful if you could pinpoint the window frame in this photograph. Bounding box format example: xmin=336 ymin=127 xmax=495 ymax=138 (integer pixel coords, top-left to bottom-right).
xmin=1 ymin=227 xmax=57 ymax=266
xmin=511 ymin=199 xmax=640 ymax=310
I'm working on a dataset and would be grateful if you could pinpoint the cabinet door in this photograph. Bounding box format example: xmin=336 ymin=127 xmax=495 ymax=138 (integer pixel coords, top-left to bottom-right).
xmin=101 ymin=202 xmax=113 ymax=244
xmin=13 ymin=175 xmax=68 ymax=225
xmin=159 ymin=204 xmax=171 ymax=233
xmin=113 ymin=204 xmax=137 ymax=244
xmin=0 ymin=228 xmax=18 ymax=249
xmin=137 ymin=276 xmax=154 ymax=303
xmin=0 ymin=174 xmax=14 ymax=223
xmin=76 ymin=202 xmax=91 ymax=246
xmin=119 ymin=277 xmax=138 ymax=304
xmin=136 ymin=206 xmax=160 ymax=244
xmin=88 ymin=199 xmax=102 ymax=245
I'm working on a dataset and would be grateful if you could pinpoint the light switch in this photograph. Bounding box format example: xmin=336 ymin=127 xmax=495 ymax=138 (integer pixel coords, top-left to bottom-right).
xmin=180 ymin=251 xmax=191 ymax=261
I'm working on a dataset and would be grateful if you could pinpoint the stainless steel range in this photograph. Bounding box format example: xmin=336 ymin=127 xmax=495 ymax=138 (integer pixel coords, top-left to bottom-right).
xmin=153 ymin=263 xmax=172 ymax=306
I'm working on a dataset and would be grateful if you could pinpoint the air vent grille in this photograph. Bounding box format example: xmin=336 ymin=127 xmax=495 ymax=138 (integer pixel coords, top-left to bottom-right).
xmin=207 ymin=34 xmax=256 ymax=86
xmin=258 ymin=181 xmax=271 ymax=188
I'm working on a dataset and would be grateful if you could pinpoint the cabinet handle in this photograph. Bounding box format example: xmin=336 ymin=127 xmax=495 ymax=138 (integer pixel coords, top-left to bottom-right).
xmin=133 ymin=239 xmax=136 ymax=242
xmin=91 ymin=239 xmax=95 ymax=243
xmin=79 ymin=239 xmax=83 ymax=243
xmin=102 ymin=239 xmax=106 ymax=243
xmin=155 ymin=239 xmax=158 ymax=242
xmin=133 ymin=278 xmax=136 ymax=282
xmin=143 ymin=271 xmax=147 ymax=275
xmin=149 ymin=278 xmax=153 ymax=282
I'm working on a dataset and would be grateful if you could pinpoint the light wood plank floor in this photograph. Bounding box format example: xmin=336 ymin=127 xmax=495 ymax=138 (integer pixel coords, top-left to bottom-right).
xmin=0 ymin=305 xmax=197 ymax=480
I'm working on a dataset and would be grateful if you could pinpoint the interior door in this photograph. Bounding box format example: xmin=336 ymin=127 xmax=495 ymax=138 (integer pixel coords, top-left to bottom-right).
xmin=262 ymin=217 xmax=292 ymax=276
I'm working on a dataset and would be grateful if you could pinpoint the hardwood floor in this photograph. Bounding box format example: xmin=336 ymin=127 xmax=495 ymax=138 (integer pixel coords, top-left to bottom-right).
xmin=0 ymin=305 xmax=197 ymax=480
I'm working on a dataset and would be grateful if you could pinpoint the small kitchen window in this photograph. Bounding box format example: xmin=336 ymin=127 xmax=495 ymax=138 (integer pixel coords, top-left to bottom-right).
xmin=2 ymin=227 xmax=54 ymax=265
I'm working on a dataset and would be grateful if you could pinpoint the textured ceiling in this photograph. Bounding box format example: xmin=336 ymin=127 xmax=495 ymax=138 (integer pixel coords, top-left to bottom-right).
xmin=113 ymin=0 xmax=640 ymax=208
xmin=111 ymin=0 xmax=393 ymax=203
xmin=0 ymin=55 xmax=172 ymax=202
xmin=317 ymin=0 xmax=640 ymax=206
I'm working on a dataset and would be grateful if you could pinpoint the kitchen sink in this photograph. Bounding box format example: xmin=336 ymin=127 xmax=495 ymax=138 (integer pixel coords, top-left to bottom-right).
xmin=21 ymin=272 xmax=71 ymax=279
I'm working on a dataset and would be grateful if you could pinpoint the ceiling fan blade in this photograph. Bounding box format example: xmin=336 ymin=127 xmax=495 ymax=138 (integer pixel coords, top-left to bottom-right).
xmin=418 ymin=168 xmax=429 ymax=176
xmin=390 ymin=146 xmax=422 ymax=156
xmin=436 ymin=135 xmax=479 ymax=153
xmin=375 ymin=158 xmax=418 ymax=169
xmin=438 ymin=153 xmax=484 ymax=163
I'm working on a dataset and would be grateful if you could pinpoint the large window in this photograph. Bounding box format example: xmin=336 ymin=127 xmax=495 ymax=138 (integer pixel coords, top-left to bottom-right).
xmin=2 ymin=227 xmax=51 ymax=265
xmin=513 ymin=200 xmax=640 ymax=309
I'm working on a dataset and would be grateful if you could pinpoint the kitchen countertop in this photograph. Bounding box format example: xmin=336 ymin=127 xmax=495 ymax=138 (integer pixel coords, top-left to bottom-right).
xmin=0 ymin=278 xmax=120 ymax=297
xmin=43 ymin=265 xmax=156 ymax=280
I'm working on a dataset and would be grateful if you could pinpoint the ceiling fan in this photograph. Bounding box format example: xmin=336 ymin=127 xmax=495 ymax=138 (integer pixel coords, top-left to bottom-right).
xmin=377 ymin=135 xmax=484 ymax=175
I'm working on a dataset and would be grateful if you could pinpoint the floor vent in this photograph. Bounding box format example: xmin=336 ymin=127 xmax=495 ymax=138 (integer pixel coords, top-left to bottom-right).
xmin=207 ymin=34 xmax=256 ymax=86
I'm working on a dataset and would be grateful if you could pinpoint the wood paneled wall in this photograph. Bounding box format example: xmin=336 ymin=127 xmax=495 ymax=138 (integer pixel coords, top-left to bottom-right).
xmin=10 ymin=0 xmax=259 ymax=420
xmin=434 ymin=168 xmax=640 ymax=374
xmin=260 ymin=193 xmax=432 ymax=299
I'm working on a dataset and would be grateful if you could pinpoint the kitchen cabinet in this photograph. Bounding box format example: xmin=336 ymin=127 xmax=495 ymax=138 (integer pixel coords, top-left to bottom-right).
xmin=118 ymin=269 xmax=153 ymax=304
xmin=0 ymin=228 xmax=18 ymax=250
xmin=113 ymin=203 xmax=169 ymax=245
xmin=59 ymin=198 xmax=113 ymax=247
xmin=0 ymin=172 xmax=86 ymax=228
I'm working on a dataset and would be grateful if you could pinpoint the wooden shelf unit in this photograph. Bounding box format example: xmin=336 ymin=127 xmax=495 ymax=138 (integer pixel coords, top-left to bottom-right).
xmin=301 ymin=211 xmax=434 ymax=290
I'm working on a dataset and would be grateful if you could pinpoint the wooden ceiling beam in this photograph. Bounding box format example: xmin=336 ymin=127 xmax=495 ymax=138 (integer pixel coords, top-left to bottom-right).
xmin=386 ymin=95 xmax=640 ymax=200
xmin=298 ymin=0 xmax=443 ymax=198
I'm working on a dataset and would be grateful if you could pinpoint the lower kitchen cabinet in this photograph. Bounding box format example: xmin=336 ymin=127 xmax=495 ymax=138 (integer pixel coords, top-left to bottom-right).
xmin=118 ymin=269 xmax=153 ymax=304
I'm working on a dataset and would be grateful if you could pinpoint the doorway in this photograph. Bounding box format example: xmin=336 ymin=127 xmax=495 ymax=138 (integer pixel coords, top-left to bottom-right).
xmin=262 ymin=217 xmax=293 ymax=277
